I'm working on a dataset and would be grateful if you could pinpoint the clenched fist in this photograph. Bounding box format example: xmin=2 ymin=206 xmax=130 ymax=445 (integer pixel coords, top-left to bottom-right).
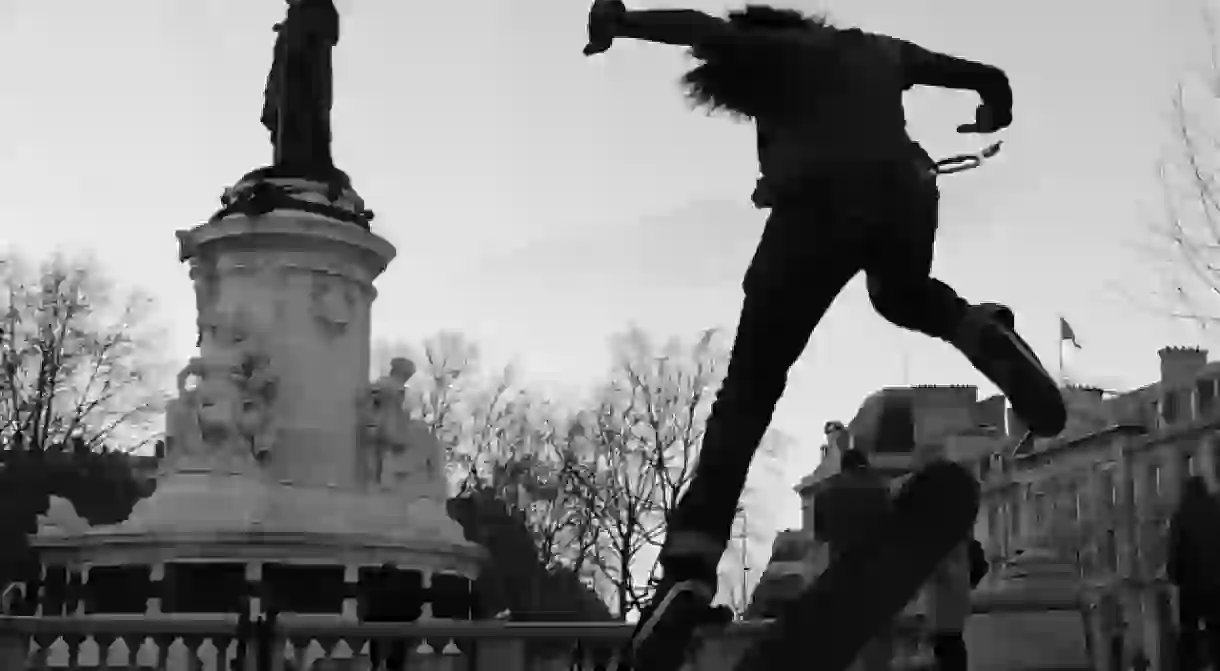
xmin=584 ymin=0 xmax=626 ymax=56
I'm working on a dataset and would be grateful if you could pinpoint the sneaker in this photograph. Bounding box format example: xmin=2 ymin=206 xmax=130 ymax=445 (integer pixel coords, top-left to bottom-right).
xmin=952 ymin=303 xmax=1066 ymax=437
xmin=614 ymin=577 xmax=717 ymax=671
xmin=615 ymin=533 xmax=723 ymax=671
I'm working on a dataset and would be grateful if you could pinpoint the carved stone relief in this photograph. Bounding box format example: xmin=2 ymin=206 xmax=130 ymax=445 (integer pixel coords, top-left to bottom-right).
xmin=166 ymin=309 xmax=280 ymax=473
xmin=189 ymin=259 xmax=221 ymax=348
xmin=311 ymin=274 xmax=357 ymax=338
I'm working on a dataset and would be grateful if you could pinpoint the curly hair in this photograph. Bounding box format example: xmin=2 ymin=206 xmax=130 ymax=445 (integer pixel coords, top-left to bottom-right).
xmin=680 ymin=4 xmax=856 ymax=120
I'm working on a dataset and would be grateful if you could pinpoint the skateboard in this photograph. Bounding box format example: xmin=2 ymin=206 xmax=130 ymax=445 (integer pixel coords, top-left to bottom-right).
xmin=1010 ymin=429 xmax=1036 ymax=458
xmin=966 ymin=304 xmax=1066 ymax=438
xmin=730 ymin=460 xmax=981 ymax=671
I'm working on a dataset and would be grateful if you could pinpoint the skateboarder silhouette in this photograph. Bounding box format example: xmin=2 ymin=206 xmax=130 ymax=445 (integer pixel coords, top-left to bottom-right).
xmin=584 ymin=2 xmax=1067 ymax=669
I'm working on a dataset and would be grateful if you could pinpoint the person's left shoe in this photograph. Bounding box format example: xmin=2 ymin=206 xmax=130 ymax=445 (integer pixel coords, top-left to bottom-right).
xmin=613 ymin=532 xmax=728 ymax=671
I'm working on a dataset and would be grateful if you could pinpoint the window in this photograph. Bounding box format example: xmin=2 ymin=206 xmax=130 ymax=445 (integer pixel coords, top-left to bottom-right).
xmin=1097 ymin=466 xmax=1113 ymax=509
xmin=1104 ymin=529 xmax=1118 ymax=572
xmin=1162 ymin=391 xmax=1180 ymax=424
xmin=1198 ymin=378 xmax=1216 ymax=415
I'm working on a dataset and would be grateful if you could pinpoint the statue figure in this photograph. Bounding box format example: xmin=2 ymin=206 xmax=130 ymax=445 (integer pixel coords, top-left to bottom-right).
xmin=166 ymin=311 xmax=279 ymax=471
xmin=235 ymin=346 xmax=279 ymax=462
xmin=261 ymin=0 xmax=340 ymax=179
xmin=168 ymin=356 xmax=244 ymax=470
xmin=382 ymin=419 xmax=448 ymax=500
xmin=360 ymin=357 xmax=416 ymax=487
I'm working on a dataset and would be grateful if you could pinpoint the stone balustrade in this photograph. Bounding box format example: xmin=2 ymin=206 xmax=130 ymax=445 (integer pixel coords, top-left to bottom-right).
xmin=0 ymin=593 xmax=1086 ymax=671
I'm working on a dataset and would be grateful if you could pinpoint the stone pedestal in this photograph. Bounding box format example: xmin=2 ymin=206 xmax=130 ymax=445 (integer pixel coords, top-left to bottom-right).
xmin=968 ymin=546 xmax=1091 ymax=671
xmin=177 ymin=211 xmax=394 ymax=489
xmin=25 ymin=172 xmax=484 ymax=649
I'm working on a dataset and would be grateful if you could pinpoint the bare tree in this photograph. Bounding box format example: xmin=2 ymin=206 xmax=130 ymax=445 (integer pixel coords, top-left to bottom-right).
xmin=1151 ymin=7 xmax=1220 ymax=326
xmin=373 ymin=331 xmax=485 ymax=481
xmin=373 ymin=327 xmax=789 ymax=618
xmin=565 ymin=392 xmax=659 ymax=617
xmin=0 ymin=253 xmax=167 ymax=453
xmin=574 ymin=326 xmax=788 ymax=618
xmin=373 ymin=332 xmax=601 ymax=582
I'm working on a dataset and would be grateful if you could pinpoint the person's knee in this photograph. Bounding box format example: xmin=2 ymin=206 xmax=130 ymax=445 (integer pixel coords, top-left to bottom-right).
xmin=867 ymin=276 xmax=915 ymax=327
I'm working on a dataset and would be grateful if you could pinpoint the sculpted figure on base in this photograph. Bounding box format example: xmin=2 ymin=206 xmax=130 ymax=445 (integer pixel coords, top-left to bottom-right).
xmin=360 ymin=357 xmax=416 ymax=487
xmin=383 ymin=419 xmax=448 ymax=500
xmin=165 ymin=309 xmax=279 ymax=472
xmin=358 ymin=358 xmax=447 ymax=497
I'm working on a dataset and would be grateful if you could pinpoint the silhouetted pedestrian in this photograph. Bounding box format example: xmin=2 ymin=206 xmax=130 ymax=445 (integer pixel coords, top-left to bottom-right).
xmin=815 ymin=449 xmax=894 ymax=671
xmin=1168 ymin=476 xmax=1220 ymax=671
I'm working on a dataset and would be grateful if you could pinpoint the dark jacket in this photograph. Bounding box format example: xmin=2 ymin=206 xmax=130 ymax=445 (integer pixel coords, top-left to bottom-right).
xmin=1167 ymin=477 xmax=1220 ymax=593
xmin=968 ymin=537 xmax=989 ymax=587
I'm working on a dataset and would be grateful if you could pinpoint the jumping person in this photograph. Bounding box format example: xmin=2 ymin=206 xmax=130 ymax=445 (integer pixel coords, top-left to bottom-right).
xmin=582 ymin=1 xmax=1067 ymax=665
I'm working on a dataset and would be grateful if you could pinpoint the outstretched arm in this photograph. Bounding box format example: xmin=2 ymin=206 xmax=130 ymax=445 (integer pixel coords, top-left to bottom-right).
xmin=887 ymin=37 xmax=1013 ymax=127
xmin=614 ymin=9 xmax=733 ymax=47
xmin=584 ymin=0 xmax=735 ymax=53
xmin=585 ymin=0 xmax=836 ymax=63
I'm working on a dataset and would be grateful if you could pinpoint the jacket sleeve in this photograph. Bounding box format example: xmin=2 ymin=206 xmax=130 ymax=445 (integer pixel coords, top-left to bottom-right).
xmin=875 ymin=34 xmax=1012 ymax=114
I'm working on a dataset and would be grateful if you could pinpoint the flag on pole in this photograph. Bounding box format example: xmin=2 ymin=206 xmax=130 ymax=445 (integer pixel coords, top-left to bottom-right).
xmin=1059 ymin=317 xmax=1082 ymax=349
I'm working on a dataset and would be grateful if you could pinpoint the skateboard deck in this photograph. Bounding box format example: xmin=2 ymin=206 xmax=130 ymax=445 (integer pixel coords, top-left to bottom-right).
xmin=731 ymin=460 xmax=981 ymax=671
xmin=968 ymin=305 xmax=1066 ymax=438
xmin=1010 ymin=429 xmax=1036 ymax=458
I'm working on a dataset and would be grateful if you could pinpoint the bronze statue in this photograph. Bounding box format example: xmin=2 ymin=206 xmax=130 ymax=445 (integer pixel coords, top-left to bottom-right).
xmin=261 ymin=0 xmax=340 ymax=179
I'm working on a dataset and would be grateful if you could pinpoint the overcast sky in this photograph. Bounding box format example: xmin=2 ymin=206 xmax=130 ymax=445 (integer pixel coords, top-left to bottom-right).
xmin=0 ymin=0 xmax=1209 ymax=534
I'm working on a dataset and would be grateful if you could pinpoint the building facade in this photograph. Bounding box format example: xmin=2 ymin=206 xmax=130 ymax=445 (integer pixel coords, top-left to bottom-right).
xmin=788 ymin=346 xmax=1220 ymax=671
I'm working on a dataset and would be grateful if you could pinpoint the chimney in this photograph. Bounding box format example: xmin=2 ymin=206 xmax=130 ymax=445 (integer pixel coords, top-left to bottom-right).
xmin=1062 ymin=385 xmax=1105 ymax=406
xmin=1158 ymin=347 xmax=1209 ymax=388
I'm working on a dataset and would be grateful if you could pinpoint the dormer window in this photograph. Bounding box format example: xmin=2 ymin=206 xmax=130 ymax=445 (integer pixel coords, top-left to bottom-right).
xmin=1198 ymin=378 xmax=1217 ymax=416
xmin=1161 ymin=390 xmax=1180 ymax=425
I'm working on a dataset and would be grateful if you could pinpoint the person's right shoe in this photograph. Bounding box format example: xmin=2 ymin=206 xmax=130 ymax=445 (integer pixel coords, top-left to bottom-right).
xmin=951 ymin=303 xmax=1066 ymax=437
